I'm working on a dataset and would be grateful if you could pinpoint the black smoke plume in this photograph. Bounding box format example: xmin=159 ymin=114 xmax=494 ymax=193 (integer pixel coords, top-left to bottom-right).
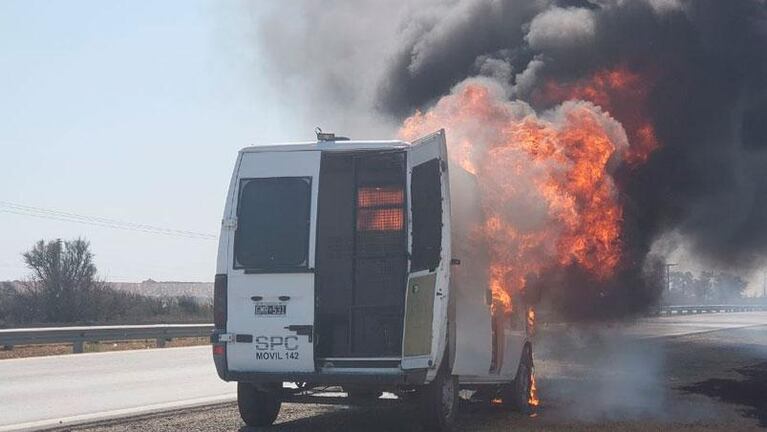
xmin=255 ymin=0 xmax=767 ymax=319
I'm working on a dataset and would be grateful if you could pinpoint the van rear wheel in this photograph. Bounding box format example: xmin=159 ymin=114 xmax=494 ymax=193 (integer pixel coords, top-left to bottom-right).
xmin=504 ymin=343 xmax=535 ymax=413
xmin=419 ymin=366 xmax=459 ymax=432
xmin=237 ymin=382 xmax=281 ymax=427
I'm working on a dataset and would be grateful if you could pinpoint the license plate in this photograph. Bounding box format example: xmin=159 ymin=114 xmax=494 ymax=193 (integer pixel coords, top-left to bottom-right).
xmin=255 ymin=303 xmax=286 ymax=316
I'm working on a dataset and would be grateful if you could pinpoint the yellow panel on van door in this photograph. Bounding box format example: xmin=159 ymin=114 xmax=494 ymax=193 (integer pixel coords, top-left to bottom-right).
xmin=403 ymin=273 xmax=436 ymax=357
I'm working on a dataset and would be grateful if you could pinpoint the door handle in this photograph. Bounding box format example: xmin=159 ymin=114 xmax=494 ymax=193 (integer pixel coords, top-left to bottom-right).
xmin=285 ymin=325 xmax=313 ymax=342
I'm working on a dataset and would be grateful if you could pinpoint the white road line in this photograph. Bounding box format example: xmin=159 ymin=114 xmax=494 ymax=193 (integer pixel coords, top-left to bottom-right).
xmin=0 ymin=394 xmax=236 ymax=432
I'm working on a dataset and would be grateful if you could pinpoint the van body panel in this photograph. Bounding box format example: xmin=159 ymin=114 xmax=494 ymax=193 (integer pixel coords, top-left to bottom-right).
xmin=227 ymin=272 xmax=316 ymax=372
xmin=500 ymin=328 xmax=526 ymax=377
xmin=216 ymin=156 xmax=242 ymax=275
xmin=234 ymin=148 xmax=320 ymax=268
xmin=451 ymin=274 xmax=493 ymax=375
xmin=241 ymin=140 xmax=408 ymax=154
xmin=215 ymin=133 xmax=530 ymax=387
xmin=225 ymin=150 xmax=320 ymax=373
xmin=448 ymin=166 xmax=494 ymax=376
xmin=402 ymin=130 xmax=451 ymax=375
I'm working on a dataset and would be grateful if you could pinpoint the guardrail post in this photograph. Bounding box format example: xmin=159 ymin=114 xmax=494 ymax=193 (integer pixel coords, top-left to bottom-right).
xmin=73 ymin=340 xmax=84 ymax=353
xmin=156 ymin=338 xmax=166 ymax=348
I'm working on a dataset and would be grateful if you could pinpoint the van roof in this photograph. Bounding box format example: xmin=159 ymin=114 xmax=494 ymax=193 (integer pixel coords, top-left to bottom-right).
xmin=240 ymin=140 xmax=410 ymax=153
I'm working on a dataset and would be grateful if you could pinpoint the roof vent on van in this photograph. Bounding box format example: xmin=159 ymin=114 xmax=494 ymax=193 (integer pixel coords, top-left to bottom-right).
xmin=315 ymin=127 xmax=350 ymax=142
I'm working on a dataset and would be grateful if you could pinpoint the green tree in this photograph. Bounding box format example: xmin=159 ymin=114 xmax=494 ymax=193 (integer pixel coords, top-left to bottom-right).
xmin=670 ymin=271 xmax=696 ymax=304
xmin=22 ymin=238 xmax=101 ymax=323
xmin=0 ymin=281 xmax=17 ymax=327
xmin=712 ymin=272 xmax=748 ymax=303
xmin=693 ymin=271 xmax=714 ymax=303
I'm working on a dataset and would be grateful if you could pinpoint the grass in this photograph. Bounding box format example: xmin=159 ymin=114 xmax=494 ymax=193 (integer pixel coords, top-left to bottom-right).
xmin=0 ymin=336 xmax=209 ymax=360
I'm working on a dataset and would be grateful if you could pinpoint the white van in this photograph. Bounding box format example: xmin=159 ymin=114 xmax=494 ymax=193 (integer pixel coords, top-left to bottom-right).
xmin=211 ymin=130 xmax=534 ymax=431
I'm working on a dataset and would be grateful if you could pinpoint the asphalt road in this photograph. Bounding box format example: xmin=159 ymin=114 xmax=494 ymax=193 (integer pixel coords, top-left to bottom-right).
xmin=1 ymin=312 xmax=766 ymax=431
xmin=0 ymin=345 xmax=235 ymax=431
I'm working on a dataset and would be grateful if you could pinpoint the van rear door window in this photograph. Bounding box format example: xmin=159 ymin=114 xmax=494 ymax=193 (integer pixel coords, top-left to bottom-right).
xmin=410 ymin=159 xmax=442 ymax=272
xmin=234 ymin=177 xmax=311 ymax=272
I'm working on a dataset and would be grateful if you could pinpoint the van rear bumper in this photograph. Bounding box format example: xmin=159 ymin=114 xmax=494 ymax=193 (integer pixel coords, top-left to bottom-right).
xmin=212 ymin=329 xmax=428 ymax=386
xmin=214 ymin=357 xmax=427 ymax=385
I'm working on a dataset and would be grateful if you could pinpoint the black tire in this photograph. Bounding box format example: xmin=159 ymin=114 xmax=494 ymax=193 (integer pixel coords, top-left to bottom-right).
xmin=237 ymin=382 xmax=281 ymax=427
xmin=419 ymin=365 xmax=459 ymax=432
xmin=505 ymin=343 xmax=535 ymax=413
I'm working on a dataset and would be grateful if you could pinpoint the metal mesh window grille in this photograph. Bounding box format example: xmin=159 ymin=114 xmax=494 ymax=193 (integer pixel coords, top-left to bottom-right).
xmin=356 ymin=186 xmax=404 ymax=231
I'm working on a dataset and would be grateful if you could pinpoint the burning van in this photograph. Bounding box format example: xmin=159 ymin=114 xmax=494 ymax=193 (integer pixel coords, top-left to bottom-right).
xmin=211 ymin=129 xmax=535 ymax=430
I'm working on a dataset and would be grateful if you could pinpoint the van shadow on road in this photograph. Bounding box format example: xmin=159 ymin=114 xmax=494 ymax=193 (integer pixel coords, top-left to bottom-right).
xmin=237 ymin=401 xmax=525 ymax=432
xmin=238 ymin=405 xmax=421 ymax=432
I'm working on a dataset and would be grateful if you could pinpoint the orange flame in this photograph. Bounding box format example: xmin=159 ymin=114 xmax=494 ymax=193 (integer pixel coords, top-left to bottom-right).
xmin=529 ymin=368 xmax=539 ymax=408
xmin=400 ymin=74 xmax=650 ymax=312
xmin=526 ymin=307 xmax=536 ymax=337
xmin=535 ymin=66 xmax=660 ymax=166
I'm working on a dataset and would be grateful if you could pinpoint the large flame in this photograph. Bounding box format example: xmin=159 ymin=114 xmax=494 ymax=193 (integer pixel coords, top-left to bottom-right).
xmin=534 ymin=66 xmax=659 ymax=166
xmin=399 ymin=68 xmax=656 ymax=313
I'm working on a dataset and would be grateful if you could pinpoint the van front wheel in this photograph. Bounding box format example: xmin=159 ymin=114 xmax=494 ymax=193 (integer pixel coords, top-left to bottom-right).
xmin=419 ymin=367 xmax=459 ymax=432
xmin=237 ymin=382 xmax=281 ymax=427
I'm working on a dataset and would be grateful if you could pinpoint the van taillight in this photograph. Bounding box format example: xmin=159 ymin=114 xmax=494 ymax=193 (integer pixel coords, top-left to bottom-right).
xmin=212 ymin=345 xmax=225 ymax=356
xmin=214 ymin=274 xmax=227 ymax=329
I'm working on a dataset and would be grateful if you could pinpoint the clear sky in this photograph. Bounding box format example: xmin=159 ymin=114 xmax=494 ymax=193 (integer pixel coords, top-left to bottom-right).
xmin=0 ymin=1 xmax=302 ymax=282
xmin=2 ymin=1 xmax=763 ymax=296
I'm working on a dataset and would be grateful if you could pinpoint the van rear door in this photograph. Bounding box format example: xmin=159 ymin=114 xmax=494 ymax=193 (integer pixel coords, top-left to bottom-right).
xmin=402 ymin=130 xmax=451 ymax=371
xmin=225 ymin=150 xmax=319 ymax=373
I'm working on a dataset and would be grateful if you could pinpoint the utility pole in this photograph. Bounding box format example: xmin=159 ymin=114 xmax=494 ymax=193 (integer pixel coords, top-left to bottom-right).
xmin=763 ymin=271 xmax=766 ymax=299
xmin=666 ymin=263 xmax=678 ymax=302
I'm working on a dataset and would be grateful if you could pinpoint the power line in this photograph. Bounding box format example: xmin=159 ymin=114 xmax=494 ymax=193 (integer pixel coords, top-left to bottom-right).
xmin=0 ymin=203 xmax=217 ymax=240
xmin=0 ymin=201 xmax=218 ymax=240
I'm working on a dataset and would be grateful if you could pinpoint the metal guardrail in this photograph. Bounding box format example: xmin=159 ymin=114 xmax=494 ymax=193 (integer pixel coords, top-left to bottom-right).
xmin=1 ymin=305 xmax=764 ymax=353
xmin=0 ymin=323 xmax=214 ymax=353
xmin=659 ymin=304 xmax=767 ymax=315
